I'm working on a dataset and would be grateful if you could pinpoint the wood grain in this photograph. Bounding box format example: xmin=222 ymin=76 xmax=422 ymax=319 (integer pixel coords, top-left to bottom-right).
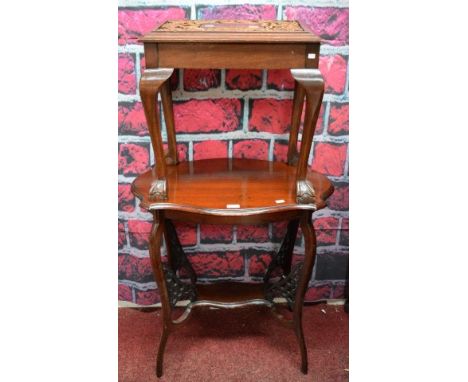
xmin=140 ymin=20 xmax=319 ymax=44
xmin=158 ymin=43 xmax=310 ymax=69
xmin=132 ymin=158 xmax=334 ymax=217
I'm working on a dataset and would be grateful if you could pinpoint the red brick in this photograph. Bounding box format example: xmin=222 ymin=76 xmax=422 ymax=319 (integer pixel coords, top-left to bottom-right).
xmin=118 ymin=143 xmax=150 ymax=176
xmin=249 ymin=99 xmax=292 ymax=134
xmin=327 ymin=182 xmax=349 ymax=211
xmin=273 ymin=141 xmax=289 ymax=163
xmin=118 ymin=102 xmax=148 ymax=136
xmin=237 ymin=224 xmax=269 ymax=242
xmin=188 ymin=251 xmax=244 ymax=278
xmin=176 ymin=144 xmax=188 ymax=162
xmin=328 ymin=103 xmax=349 ymax=136
xmin=291 ymin=254 xmax=304 ymax=268
xmin=284 ymin=6 xmax=349 ymax=46
xmin=200 ymin=224 xmax=233 ymax=244
xmin=162 ymin=143 xmax=188 ymax=162
xmin=197 ymin=4 xmax=276 ymax=20
xmin=118 ymin=53 xmax=136 ymax=94
xmin=118 ymin=8 xmax=188 ymax=45
xmin=226 ymin=70 xmax=262 ymax=90
xmin=270 ymin=221 xmax=303 ymax=247
xmin=267 ymin=69 xmax=295 ymax=91
xmin=173 ymin=222 xmax=197 ymax=246
xmin=128 ymin=219 xmax=152 ymax=249
xmin=118 ymin=184 xmax=135 ymax=212
xmin=233 ymin=140 xmax=269 ymax=160
xmin=305 ymin=283 xmax=333 ymax=301
xmin=135 ymin=289 xmax=159 ymax=305
xmin=271 ymin=221 xmax=288 ymax=242
xmin=319 ymin=55 xmax=348 ymax=94
xmin=274 ymin=140 xmax=319 ymax=164
xmin=118 ymin=221 xmax=127 ymax=249
xmin=340 ymin=218 xmax=349 ymax=246
xmin=305 ymin=103 xmax=326 ymax=135
xmin=118 ymin=284 xmax=133 ymax=302
xmin=193 ymin=140 xmax=228 ymax=161
xmin=118 ymin=254 xmax=153 ymax=283
xmin=314 ymin=217 xmax=339 ymax=245
xmin=248 ymin=252 xmax=273 ymax=277
xmin=174 ymin=99 xmax=242 ymax=133
xmin=311 ymin=142 xmax=347 ymax=177
xmin=183 ymin=69 xmax=220 ymax=91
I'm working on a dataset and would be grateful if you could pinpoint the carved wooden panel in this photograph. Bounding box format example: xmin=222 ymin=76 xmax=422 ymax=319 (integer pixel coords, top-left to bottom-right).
xmin=158 ymin=20 xmax=304 ymax=33
xmin=140 ymin=19 xmax=319 ymax=43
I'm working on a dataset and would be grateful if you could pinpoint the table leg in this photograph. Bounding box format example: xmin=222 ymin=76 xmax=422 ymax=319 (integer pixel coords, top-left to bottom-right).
xmin=294 ymin=212 xmax=317 ymax=374
xmin=149 ymin=213 xmax=198 ymax=377
xmin=148 ymin=211 xmax=172 ymax=377
xmin=290 ymin=69 xmax=324 ymax=205
xmin=140 ymin=68 xmax=174 ymax=200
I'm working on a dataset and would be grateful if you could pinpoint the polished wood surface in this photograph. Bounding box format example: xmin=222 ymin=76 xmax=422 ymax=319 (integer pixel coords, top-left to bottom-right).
xmin=291 ymin=69 xmax=325 ymax=204
xmin=139 ymin=68 xmax=174 ymax=199
xmin=139 ymin=21 xmax=322 ymax=201
xmin=157 ymin=43 xmax=310 ymax=69
xmin=133 ymin=19 xmax=333 ymax=377
xmin=132 ymin=158 xmax=334 ymax=215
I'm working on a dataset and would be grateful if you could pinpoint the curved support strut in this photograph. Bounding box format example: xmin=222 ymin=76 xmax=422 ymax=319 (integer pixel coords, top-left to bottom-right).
xmin=289 ymin=69 xmax=325 ymax=205
xmin=140 ymin=68 xmax=175 ymax=200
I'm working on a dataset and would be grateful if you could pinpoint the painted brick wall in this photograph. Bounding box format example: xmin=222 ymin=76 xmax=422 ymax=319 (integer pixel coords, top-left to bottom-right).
xmin=118 ymin=0 xmax=349 ymax=305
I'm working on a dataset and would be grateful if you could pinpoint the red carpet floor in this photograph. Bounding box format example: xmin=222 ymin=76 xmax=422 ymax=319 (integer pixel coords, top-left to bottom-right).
xmin=119 ymin=304 xmax=348 ymax=381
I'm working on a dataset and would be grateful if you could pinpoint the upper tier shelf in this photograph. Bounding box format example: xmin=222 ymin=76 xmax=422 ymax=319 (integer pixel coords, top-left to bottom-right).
xmin=132 ymin=159 xmax=333 ymax=218
xmin=139 ymin=20 xmax=320 ymax=44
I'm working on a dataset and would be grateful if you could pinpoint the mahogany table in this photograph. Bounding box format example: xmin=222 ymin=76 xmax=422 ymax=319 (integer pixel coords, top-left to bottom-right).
xmin=132 ymin=19 xmax=334 ymax=377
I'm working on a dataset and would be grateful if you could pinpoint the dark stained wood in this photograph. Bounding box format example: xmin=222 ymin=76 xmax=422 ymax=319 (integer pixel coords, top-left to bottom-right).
xmin=160 ymin=79 xmax=178 ymax=165
xmin=164 ymin=209 xmax=308 ymax=226
xmin=288 ymin=81 xmax=305 ymax=166
xmin=133 ymin=19 xmax=334 ymax=378
xmin=291 ymin=69 xmax=325 ymax=204
xmin=148 ymin=211 xmax=171 ymax=378
xmin=141 ymin=20 xmax=320 ymax=70
xmin=132 ymin=158 xmax=334 ymax=216
xmin=143 ymin=43 xmax=159 ymax=69
xmin=158 ymin=42 xmax=310 ymax=69
xmin=305 ymin=44 xmax=320 ymax=68
xmin=294 ymin=213 xmax=317 ymax=374
xmin=139 ymin=68 xmax=174 ymax=200
xmin=140 ymin=20 xmax=320 ymax=44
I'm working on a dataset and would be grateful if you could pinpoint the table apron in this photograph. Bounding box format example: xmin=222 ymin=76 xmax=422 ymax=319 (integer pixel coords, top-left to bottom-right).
xmin=145 ymin=42 xmax=320 ymax=69
xmin=163 ymin=208 xmax=312 ymax=224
